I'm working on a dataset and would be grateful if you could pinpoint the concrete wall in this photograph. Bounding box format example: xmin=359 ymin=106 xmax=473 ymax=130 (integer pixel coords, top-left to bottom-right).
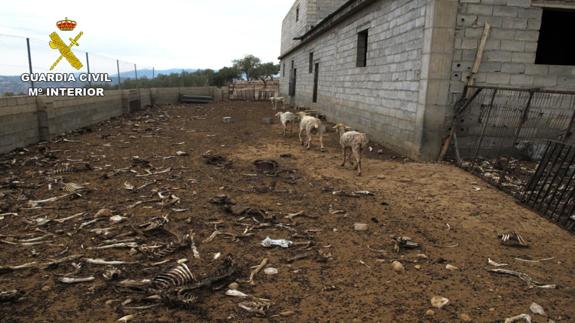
xmin=280 ymin=0 xmax=431 ymax=158
xmin=0 ymin=96 xmax=39 ymax=154
xmin=0 ymin=86 xmax=221 ymax=154
xmin=450 ymin=0 xmax=575 ymax=98
xmin=281 ymin=0 xmax=349 ymax=54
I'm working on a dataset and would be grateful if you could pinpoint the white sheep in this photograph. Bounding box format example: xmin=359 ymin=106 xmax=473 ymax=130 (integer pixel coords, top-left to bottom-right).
xmin=275 ymin=111 xmax=297 ymax=137
xmin=297 ymin=112 xmax=325 ymax=152
xmin=333 ymin=123 xmax=369 ymax=176
xmin=270 ymin=97 xmax=285 ymax=110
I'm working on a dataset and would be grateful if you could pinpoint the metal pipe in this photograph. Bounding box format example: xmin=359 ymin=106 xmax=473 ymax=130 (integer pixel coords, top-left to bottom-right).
xmin=116 ymin=59 xmax=121 ymax=89
xmin=85 ymin=52 xmax=91 ymax=87
xmin=467 ymin=85 xmax=575 ymax=95
xmin=26 ymin=38 xmax=34 ymax=90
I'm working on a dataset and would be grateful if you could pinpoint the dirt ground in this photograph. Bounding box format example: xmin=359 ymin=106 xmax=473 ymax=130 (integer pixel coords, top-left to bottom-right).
xmin=1 ymin=101 xmax=574 ymax=322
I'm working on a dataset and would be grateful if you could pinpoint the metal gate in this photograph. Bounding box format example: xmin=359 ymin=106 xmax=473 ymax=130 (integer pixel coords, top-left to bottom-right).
xmin=523 ymin=141 xmax=575 ymax=233
xmin=451 ymin=86 xmax=575 ymax=159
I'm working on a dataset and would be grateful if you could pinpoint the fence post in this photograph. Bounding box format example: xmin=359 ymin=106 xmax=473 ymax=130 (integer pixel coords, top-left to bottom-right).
xmin=134 ymin=64 xmax=138 ymax=80
xmin=85 ymin=52 xmax=92 ymax=87
xmin=512 ymin=90 xmax=535 ymax=145
xmin=116 ymin=60 xmax=121 ymax=90
xmin=26 ymin=38 xmax=34 ymax=90
xmin=473 ymin=89 xmax=498 ymax=159
xmin=563 ymin=96 xmax=575 ymax=143
xmin=152 ymin=67 xmax=155 ymax=79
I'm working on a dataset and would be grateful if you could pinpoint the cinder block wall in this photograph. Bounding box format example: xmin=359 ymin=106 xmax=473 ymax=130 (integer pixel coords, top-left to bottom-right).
xmin=0 ymin=96 xmax=39 ymax=154
xmin=450 ymin=0 xmax=575 ymax=155
xmin=450 ymin=0 xmax=575 ymax=97
xmin=45 ymin=91 xmax=124 ymax=135
xmin=0 ymin=86 xmax=221 ymax=154
xmin=280 ymin=0 xmax=429 ymax=158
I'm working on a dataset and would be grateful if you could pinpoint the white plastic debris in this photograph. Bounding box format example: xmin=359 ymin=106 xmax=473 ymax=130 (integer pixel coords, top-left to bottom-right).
xmin=529 ymin=303 xmax=545 ymax=316
xmin=261 ymin=237 xmax=292 ymax=248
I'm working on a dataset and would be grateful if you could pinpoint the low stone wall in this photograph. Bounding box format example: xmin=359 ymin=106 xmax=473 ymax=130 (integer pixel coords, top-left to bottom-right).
xmin=0 ymin=86 xmax=222 ymax=154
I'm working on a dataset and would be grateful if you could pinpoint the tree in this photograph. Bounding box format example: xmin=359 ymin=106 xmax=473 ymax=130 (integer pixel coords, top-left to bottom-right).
xmin=213 ymin=66 xmax=240 ymax=87
xmin=233 ymin=55 xmax=261 ymax=81
xmin=254 ymin=62 xmax=280 ymax=88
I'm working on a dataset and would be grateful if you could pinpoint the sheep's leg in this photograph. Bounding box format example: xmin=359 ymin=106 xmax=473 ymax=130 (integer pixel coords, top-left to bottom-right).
xmin=341 ymin=147 xmax=348 ymax=166
xmin=283 ymin=124 xmax=287 ymax=136
xmin=299 ymin=128 xmax=305 ymax=145
xmin=353 ymin=148 xmax=362 ymax=176
xmin=306 ymin=132 xmax=312 ymax=150
xmin=319 ymin=133 xmax=325 ymax=152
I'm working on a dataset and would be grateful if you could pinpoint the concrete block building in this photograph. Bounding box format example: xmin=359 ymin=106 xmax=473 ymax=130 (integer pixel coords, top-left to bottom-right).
xmin=278 ymin=0 xmax=575 ymax=160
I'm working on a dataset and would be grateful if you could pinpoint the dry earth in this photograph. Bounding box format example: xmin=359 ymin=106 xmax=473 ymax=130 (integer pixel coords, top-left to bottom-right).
xmin=0 ymin=101 xmax=574 ymax=322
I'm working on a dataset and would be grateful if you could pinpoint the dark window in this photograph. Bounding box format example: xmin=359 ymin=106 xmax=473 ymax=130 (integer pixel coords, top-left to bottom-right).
xmin=282 ymin=63 xmax=285 ymax=77
xmin=296 ymin=6 xmax=299 ymax=22
xmin=356 ymin=29 xmax=369 ymax=67
xmin=289 ymin=68 xmax=297 ymax=97
xmin=313 ymin=63 xmax=319 ymax=103
xmin=535 ymin=8 xmax=575 ymax=65
xmin=309 ymin=52 xmax=314 ymax=73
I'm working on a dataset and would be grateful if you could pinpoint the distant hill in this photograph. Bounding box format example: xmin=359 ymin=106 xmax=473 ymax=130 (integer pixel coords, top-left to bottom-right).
xmin=0 ymin=68 xmax=200 ymax=95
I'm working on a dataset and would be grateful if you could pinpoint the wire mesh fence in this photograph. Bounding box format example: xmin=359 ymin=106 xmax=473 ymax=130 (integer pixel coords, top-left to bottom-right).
xmin=0 ymin=34 xmax=154 ymax=95
xmin=447 ymin=86 xmax=575 ymax=234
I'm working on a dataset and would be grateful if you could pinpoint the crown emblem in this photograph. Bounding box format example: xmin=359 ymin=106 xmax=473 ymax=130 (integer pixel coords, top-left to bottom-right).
xmin=56 ymin=17 xmax=77 ymax=31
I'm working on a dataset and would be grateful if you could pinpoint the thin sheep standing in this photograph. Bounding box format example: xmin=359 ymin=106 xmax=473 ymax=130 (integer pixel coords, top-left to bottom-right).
xmin=297 ymin=112 xmax=325 ymax=152
xmin=275 ymin=111 xmax=297 ymax=136
xmin=270 ymin=97 xmax=285 ymax=111
xmin=333 ymin=123 xmax=369 ymax=176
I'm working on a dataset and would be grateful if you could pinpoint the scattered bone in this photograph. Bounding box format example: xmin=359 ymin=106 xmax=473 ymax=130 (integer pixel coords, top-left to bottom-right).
xmin=225 ymin=289 xmax=249 ymax=298
xmin=117 ymin=279 xmax=152 ymax=290
xmin=95 ymin=208 xmax=113 ymax=218
xmin=264 ymin=267 xmax=278 ymax=275
xmin=487 ymin=268 xmax=556 ymax=289
xmin=84 ymin=258 xmax=136 ymax=266
xmin=152 ymin=263 xmax=195 ymax=289
xmin=247 ymin=258 xmax=268 ymax=285
xmin=393 ymin=236 xmax=419 ymax=253
xmin=431 ymin=296 xmax=449 ymax=309
xmin=514 ymin=257 xmax=554 ymax=263
xmin=27 ymin=194 xmax=71 ymax=208
xmin=238 ymin=299 xmax=272 ymax=316
xmin=504 ymin=313 xmax=532 ymax=323
xmin=137 ymin=215 xmax=169 ymax=233
xmin=332 ymin=190 xmax=374 ymax=197
xmin=79 ymin=218 xmax=104 ymax=229
xmin=529 ymin=302 xmax=545 ymax=316
xmin=88 ymin=242 xmax=138 ymax=250
xmin=286 ymin=251 xmax=315 ymax=263
xmin=0 ymin=261 xmax=37 ymax=274
xmin=499 ymin=231 xmax=528 ymax=247
xmin=50 ymin=212 xmax=85 ymax=224
xmin=488 ymin=258 xmax=508 ymax=267
xmin=63 ymin=182 xmax=87 ymax=194
xmin=58 ymin=276 xmax=95 ymax=284
xmin=43 ymin=255 xmax=83 ymax=269
xmin=354 ymin=223 xmax=368 ymax=231
xmin=110 ymin=215 xmax=127 ymax=224
xmin=103 ymin=267 xmax=123 ymax=281
xmin=123 ymin=182 xmax=135 ymax=191
xmin=117 ymin=314 xmax=135 ymax=322
xmin=445 ymin=264 xmax=459 ymax=271
xmin=0 ymin=290 xmax=23 ymax=302
xmin=261 ymin=237 xmax=292 ymax=248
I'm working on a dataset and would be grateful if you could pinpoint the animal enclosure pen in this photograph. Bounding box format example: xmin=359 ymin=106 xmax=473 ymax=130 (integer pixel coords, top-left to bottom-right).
xmin=445 ymin=85 xmax=575 ymax=233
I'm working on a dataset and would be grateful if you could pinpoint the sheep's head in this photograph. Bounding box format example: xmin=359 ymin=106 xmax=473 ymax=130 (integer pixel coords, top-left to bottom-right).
xmin=275 ymin=112 xmax=282 ymax=118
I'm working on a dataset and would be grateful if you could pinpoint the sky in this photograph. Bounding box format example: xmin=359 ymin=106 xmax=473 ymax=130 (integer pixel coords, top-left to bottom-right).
xmin=0 ymin=0 xmax=295 ymax=75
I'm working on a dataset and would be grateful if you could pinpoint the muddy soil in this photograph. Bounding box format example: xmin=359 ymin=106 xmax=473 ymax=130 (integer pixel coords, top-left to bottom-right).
xmin=0 ymin=101 xmax=574 ymax=322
